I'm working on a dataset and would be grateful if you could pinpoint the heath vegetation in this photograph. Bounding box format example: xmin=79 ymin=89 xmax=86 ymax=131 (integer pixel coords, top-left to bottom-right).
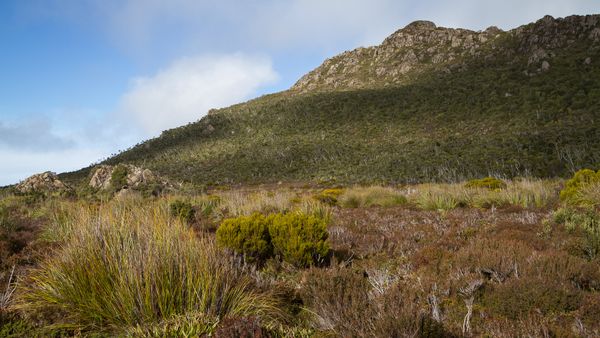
xmin=0 ymin=172 xmax=598 ymax=336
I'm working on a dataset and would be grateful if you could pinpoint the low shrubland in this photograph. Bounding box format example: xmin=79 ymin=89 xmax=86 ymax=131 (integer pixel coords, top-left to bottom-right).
xmin=0 ymin=177 xmax=598 ymax=336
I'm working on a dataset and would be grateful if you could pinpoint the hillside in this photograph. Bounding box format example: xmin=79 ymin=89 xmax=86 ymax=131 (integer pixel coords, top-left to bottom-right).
xmin=62 ymin=14 xmax=600 ymax=187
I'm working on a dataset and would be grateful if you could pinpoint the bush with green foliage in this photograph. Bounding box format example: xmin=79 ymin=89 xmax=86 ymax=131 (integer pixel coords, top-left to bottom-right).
xmin=217 ymin=212 xmax=330 ymax=267
xmin=169 ymin=200 xmax=195 ymax=224
xmin=465 ymin=177 xmax=507 ymax=190
xmin=268 ymin=212 xmax=329 ymax=267
xmin=559 ymin=169 xmax=600 ymax=205
xmin=553 ymin=208 xmax=600 ymax=260
xmin=216 ymin=213 xmax=273 ymax=261
xmin=111 ymin=165 xmax=129 ymax=190
xmin=313 ymin=189 xmax=344 ymax=206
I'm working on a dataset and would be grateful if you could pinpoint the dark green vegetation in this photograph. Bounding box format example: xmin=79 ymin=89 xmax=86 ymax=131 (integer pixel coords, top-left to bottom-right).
xmin=61 ymin=15 xmax=600 ymax=188
xmin=169 ymin=199 xmax=196 ymax=224
xmin=217 ymin=212 xmax=329 ymax=267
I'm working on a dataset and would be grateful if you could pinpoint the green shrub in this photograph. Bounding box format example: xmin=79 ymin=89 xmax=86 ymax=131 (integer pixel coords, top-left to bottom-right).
xmin=553 ymin=208 xmax=600 ymax=259
xmin=314 ymin=188 xmax=344 ymax=206
xmin=111 ymin=165 xmax=129 ymax=190
xmin=465 ymin=177 xmax=507 ymax=190
xmin=216 ymin=212 xmax=330 ymax=267
xmin=268 ymin=213 xmax=329 ymax=268
xmin=169 ymin=200 xmax=195 ymax=224
xmin=559 ymin=169 xmax=600 ymax=205
xmin=216 ymin=213 xmax=273 ymax=261
xmin=0 ymin=317 xmax=33 ymax=338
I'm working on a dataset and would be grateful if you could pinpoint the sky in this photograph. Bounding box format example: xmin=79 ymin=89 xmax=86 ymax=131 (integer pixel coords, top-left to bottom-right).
xmin=0 ymin=0 xmax=598 ymax=185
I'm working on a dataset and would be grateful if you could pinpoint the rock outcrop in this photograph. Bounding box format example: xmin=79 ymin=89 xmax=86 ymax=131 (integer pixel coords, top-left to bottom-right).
xmin=89 ymin=164 xmax=167 ymax=191
xmin=16 ymin=172 xmax=71 ymax=194
xmin=291 ymin=14 xmax=600 ymax=93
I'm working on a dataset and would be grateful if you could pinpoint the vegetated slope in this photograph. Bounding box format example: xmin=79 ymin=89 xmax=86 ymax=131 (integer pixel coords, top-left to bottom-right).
xmin=63 ymin=14 xmax=600 ymax=186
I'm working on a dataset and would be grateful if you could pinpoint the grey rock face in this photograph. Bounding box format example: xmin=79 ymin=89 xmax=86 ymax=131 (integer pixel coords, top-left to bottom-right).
xmin=89 ymin=164 xmax=166 ymax=191
xmin=291 ymin=14 xmax=600 ymax=93
xmin=16 ymin=172 xmax=71 ymax=194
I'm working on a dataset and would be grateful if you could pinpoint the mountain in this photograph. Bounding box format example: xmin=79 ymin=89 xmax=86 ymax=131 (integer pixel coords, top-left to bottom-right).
xmin=62 ymin=14 xmax=600 ymax=187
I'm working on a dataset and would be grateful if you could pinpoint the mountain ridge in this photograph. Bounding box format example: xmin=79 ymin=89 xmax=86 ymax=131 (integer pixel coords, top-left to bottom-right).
xmin=59 ymin=14 xmax=600 ymax=187
xmin=291 ymin=14 xmax=600 ymax=92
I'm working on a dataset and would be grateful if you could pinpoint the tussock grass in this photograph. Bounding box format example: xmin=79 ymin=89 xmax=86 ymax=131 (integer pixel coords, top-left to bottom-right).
xmin=217 ymin=191 xmax=296 ymax=217
xmin=471 ymin=179 xmax=559 ymax=209
xmin=411 ymin=183 xmax=471 ymax=211
xmin=411 ymin=179 xmax=558 ymax=211
xmin=338 ymin=186 xmax=407 ymax=208
xmin=18 ymin=198 xmax=286 ymax=334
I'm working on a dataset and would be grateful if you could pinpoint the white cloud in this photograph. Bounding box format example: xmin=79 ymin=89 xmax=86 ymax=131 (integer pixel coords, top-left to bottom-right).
xmin=119 ymin=53 xmax=278 ymax=136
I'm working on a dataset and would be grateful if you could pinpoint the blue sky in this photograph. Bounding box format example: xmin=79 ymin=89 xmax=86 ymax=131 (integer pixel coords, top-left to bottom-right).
xmin=0 ymin=0 xmax=598 ymax=185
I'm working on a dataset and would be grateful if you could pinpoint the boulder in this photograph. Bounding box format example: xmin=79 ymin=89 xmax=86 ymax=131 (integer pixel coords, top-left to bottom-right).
xmin=16 ymin=172 xmax=71 ymax=194
xmin=88 ymin=164 xmax=168 ymax=192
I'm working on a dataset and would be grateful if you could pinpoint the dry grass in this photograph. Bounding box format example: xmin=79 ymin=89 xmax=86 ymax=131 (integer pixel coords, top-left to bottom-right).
xmin=410 ymin=179 xmax=559 ymax=211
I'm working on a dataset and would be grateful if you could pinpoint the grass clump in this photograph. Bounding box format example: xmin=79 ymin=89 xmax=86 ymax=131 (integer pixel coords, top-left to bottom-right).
xmin=18 ymin=199 xmax=286 ymax=334
xmin=216 ymin=213 xmax=273 ymax=262
xmin=465 ymin=177 xmax=507 ymax=190
xmin=559 ymin=169 xmax=600 ymax=206
xmin=169 ymin=199 xmax=195 ymax=224
xmin=412 ymin=183 xmax=470 ymax=211
xmin=217 ymin=212 xmax=330 ymax=267
xmin=338 ymin=186 xmax=407 ymax=208
xmin=471 ymin=179 xmax=558 ymax=209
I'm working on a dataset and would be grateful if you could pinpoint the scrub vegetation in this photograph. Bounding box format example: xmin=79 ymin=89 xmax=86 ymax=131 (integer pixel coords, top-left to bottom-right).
xmin=1 ymin=173 xmax=599 ymax=336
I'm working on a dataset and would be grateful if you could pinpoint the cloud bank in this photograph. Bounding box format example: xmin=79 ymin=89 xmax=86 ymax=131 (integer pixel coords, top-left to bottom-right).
xmin=0 ymin=119 xmax=74 ymax=151
xmin=119 ymin=53 xmax=278 ymax=136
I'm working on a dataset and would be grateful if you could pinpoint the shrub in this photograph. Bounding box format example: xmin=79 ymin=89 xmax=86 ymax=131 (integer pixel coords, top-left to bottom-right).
xmin=313 ymin=189 xmax=344 ymax=206
xmin=268 ymin=213 xmax=330 ymax=268
xmin=553 ymin=208 xmax=600 ymax=259
xmin=19 ymin=200 xmax=285 ymax=334
xmin=559 ymin=169 xmax=600 ymax=205
xmin=481 ymin=278 xmax=582 ymax=320
xmin=111 ymin=164 xmax=129 ymax=190
xmin=216 ymin=213 xmax=273 ymax=261
xmin=169 ymin=200 xmax=195 ymax=224
xmin=217 ymin=212 xmax=330 ymax=268
xmin=465 ymin=177 xmax=507 ymax=190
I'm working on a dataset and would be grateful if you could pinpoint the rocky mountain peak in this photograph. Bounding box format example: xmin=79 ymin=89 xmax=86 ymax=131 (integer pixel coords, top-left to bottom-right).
xmin=402 ymin=20 xmax=437 ymax=31
xmin=291 ymin=14 xmax=600 ymax=93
